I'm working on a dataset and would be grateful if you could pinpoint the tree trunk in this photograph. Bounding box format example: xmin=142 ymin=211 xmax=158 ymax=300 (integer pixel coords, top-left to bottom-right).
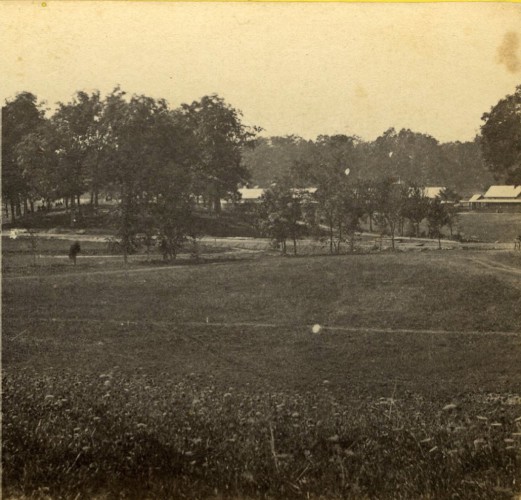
xmin=438 ymin=236 xmax=441 ymax=250
xmin=282 ymin=240 xmax=287 ymax=255
xmin=16 ymin=200 xmax=21 ymax=217
xmin=65 ymin=197 xmax=69 ymax=210
xmin=10 ymin=200 xmax=16 ymax=221
xmin=369 ymin=215 xmax=373 ymax=232
xmin=94 ymin=190 xmax=99 ymax=207
xmin=23 ymin=198 xmax=29 ymax=214
xmin=30 ymin=200 xmax=34 ymax=213
xmin=213 ymin=195 xmax=221 ymax=213
xmin=293 ymin=237 xmax=297 ymax=256
xmin=329 ymin=223 xmax=334 ymax=255
xmin=70 ymin=195 xmax=75 ymax=208
xmin=90 ymin=190 xmax=95 ymax=205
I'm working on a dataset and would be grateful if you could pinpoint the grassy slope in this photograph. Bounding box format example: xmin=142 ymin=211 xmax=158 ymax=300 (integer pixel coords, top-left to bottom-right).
xmin=3 ymin=251 xmax=521 ymax=499
xmin=5 ymin=252 xmax=521 ymax=332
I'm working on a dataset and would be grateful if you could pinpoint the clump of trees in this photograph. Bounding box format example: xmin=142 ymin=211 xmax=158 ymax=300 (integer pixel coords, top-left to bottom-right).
xmin=2 ymin=89 xmax=258 ymax=260
xmin=257 ymin=175 xmax=457 ymax=255
xmin=256 ymin=182 xmax=305 ymax=255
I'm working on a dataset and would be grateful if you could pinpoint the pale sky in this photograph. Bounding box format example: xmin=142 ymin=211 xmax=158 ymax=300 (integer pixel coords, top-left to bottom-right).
xmin=1 ymin=1 xmax=520 ymax=142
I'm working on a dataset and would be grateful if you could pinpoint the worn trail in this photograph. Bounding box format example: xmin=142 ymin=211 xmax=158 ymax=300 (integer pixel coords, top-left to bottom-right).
xmin=4 ymin=316 xmax=520 ymax=338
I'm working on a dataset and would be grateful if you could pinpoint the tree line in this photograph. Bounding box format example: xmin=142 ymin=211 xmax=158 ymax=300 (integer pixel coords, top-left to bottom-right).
xmin=256 ymin=177 xmax=457 ymax=255
xmin=242 ymin=132 xmax=493 ymax=196
xmin=3 ymin=83 xmax=520 ymax=259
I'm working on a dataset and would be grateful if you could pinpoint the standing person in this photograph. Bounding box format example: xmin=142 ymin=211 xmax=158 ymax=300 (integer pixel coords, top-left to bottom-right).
xmin=69 ymin=241 xmax=81 ymax=265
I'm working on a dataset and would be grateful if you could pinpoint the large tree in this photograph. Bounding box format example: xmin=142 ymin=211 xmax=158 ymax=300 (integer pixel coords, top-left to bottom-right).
xmin=427 ymin=198 xmax=450 ymax=249
xmin=15 ymin=120 xmax=61 ymax=210
xmin=401 ymin=184 xmax=430 ymax=237
xmin=481 ymin=84 xmax=521 ymax=184
xmin=181 ymin=94 xmax=259 ymax=212
xmin=100 ymin=89 xmax=173 ymax=261
xmin=2 ymin=92 xmax=45 ymax=219
xmin=374 ymin=178 xmax=408 ymax=250
xmin=369 ymin=128 xmax=442 ymax=185
xmin=242 ymin=135 xmax=312 ymax=187
xmin=53 ymin=91 xmax=104 ymax=209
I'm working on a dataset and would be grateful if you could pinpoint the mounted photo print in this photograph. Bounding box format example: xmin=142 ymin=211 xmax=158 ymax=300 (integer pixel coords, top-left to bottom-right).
xmin=2 ymin=2 xmax=521 ymax=498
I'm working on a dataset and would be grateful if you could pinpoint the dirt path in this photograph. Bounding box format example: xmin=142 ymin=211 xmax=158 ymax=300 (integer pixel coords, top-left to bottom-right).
xmin=466 ymin=256 xmax=521 ymax=276
xmin=4 ymin=316 xmax=521 ymax=337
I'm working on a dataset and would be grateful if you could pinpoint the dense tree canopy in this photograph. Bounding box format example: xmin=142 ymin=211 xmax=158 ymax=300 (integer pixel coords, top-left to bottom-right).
xmin=481 ymin=84 xmax=521 ymax=184
xmin=244 ymin=129 xmax=491 ymax=195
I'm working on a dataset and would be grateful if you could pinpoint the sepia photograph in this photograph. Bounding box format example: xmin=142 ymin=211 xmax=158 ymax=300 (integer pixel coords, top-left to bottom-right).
xmin=2 ymin=1 xmax=521 ymax=498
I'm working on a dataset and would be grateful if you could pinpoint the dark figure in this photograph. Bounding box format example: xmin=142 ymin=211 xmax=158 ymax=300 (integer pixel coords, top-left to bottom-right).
xmin=69 ymin=241 xmax=81 ymax=265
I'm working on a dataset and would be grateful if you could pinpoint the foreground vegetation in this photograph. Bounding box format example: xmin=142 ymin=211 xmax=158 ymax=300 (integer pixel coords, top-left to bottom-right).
xmin=4 ymin=365 xmax=521 ymax=499
xmin=3 ymin=250 xmax=521 ymax=498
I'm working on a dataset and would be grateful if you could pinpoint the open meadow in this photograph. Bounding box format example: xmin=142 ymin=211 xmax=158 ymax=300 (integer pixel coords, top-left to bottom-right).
xmin=3 ymin=243 xmax=521 ymax=499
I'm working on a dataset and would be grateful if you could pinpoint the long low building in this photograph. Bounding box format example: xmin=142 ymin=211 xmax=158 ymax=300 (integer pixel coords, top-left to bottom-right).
xmin=468 ymin=185 xmax=521 ymax=212
xmin=236 ymin=187 xmax=317 ymax=203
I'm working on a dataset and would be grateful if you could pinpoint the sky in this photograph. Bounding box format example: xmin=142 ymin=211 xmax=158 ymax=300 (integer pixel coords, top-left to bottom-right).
xmin=1 ymin=1 xmax=521 ymax=143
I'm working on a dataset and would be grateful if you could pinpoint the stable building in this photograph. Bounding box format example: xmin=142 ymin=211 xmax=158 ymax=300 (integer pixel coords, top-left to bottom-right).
xmin=468 ymin=185 xmax=521 ymax=212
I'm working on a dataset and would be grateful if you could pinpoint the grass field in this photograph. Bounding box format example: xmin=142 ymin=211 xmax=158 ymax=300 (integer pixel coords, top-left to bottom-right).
xmin=454 ymin=212 xmax=521 ymax=243
xmin=3 ymin=247 xmax=521 ymax=499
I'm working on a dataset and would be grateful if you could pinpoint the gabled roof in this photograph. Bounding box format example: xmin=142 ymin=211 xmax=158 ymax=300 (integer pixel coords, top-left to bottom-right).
xmin=469 ymin=194 xmax=483 ymax=202
xmin=483 ymin=185 xmax=521 ymax=199
xmin=422 ymin=187 xmax=445 ymax=199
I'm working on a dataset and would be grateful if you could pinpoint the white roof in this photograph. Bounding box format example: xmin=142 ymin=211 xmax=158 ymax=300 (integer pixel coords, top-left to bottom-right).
xmin=423 ymin=187 xmax=445 ymax=199
xmin=469 ymin=194 xmax=483 ymax=202
xmin=238 ymin=188 xmax=265 ymax=200
xmin=483 ymin=185 xmax=521 ymax=199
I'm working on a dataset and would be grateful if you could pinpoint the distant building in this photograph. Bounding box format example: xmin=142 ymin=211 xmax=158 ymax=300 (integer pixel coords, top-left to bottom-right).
xmin=235 ymin=187 xmax=317 ymax=204
xmin=422 ymin=187 xmax=445 ymax=199
xmin=237 ymin=188 xmax=265 ymax=203
xmin=468 ymin=185 xmax=521 ymax=212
